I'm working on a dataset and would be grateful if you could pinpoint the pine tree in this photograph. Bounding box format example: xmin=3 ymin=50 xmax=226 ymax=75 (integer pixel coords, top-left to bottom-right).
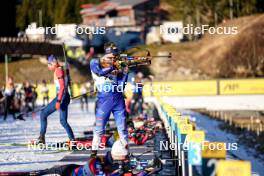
xmin=16 ymin=0 xmax=263 ymax=31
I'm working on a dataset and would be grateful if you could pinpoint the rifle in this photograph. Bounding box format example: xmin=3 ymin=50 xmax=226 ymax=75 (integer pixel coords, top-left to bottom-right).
xmin=62 ymin=44 xmax=73 ymax=98
xmin=114 ymin=48 xmax=172 ymax=69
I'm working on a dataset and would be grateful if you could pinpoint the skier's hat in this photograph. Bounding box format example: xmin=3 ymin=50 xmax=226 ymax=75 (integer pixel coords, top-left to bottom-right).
xmin=47 ymin=55 xmax=58 ymax=63
xmin=104 ymin=42 xmax=119 ymax=55
xmin=111 ymin=140 xmax=128 ymax=157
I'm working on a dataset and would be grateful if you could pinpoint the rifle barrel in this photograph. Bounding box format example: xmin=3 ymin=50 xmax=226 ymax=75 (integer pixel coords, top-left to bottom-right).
xmin=151 ymin=55 xmax=171 ymax=58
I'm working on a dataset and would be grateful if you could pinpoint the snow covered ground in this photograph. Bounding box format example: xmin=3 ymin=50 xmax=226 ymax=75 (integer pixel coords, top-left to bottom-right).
xmin=0 ymin=101 xmax=95 ymax=172
xmin=1 ymin=97 xmax=264 ymax=175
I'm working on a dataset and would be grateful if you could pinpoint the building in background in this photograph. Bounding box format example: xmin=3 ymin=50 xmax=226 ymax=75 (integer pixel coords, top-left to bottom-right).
xmin=81 ymin=0 xmax=160 ymax=28
xmin=80 ymin=0 xmax=160 ymax=50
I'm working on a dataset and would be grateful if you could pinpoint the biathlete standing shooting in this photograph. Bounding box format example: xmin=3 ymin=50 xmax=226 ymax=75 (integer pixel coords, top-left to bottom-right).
xmin=35 ymin=55 xmax=75 ymax=144
xmin=90 ymin=42 xmax=129 ymax=157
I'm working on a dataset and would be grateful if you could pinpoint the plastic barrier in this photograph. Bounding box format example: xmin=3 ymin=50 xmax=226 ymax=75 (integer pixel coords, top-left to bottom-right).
xmin=220 ymin=79 xmax=264 ymax=95
xmin=156 ymin=99 xmax=252 ymax=176
xmin=27 ymin=78 xmax=264 ymax=102
xmin=144 ymin=79 xmax=264 ymax=96
xmin=143 ymin=81 xmax=217 ymax=96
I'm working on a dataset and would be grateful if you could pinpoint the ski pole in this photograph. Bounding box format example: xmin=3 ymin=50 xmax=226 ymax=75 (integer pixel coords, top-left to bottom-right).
xmin=70 ymin=89 xmax=96 ymax=100
xmin=15 ymin=105 xmax=45 ymax=119
xmin=18 ymin=90 xmax=95 ymax=117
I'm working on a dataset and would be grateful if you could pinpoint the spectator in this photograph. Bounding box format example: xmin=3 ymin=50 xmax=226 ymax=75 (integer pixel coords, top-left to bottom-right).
xmin=14 ymin=84 xmax=23 ymax=113
xmin=23 ymin=80 xmax=37 ymax=112
xmin=0 ymin=85 xmax=5 ymax=115
xmin=80 ymin=82 xmax=90 ymax=112
xmin=3 ymin=77 xmax=16 ymax=120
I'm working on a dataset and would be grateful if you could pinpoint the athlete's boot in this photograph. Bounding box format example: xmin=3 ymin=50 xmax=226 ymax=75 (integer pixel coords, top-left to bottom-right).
xmin=67 ymin=139 xmax=77 ymax=150
xmin=34 ymin=135 xmax=45 ymax=144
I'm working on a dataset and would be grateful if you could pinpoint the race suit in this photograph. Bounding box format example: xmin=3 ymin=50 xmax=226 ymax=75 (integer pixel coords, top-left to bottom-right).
xmin=40 ymin=66 xmax=75 ymax=140
xmin=90 ymin=59 xmax=128 ymax=150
